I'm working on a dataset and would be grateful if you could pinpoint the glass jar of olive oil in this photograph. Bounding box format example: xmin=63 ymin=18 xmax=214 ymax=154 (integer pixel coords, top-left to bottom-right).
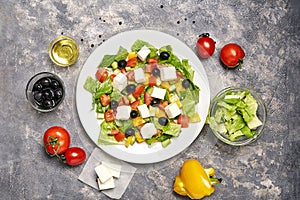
xmin=48 ymin=35 xmax=79 ymax=67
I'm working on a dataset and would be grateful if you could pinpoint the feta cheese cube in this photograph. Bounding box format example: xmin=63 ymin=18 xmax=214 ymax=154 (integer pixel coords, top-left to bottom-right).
xmin=116 ymin=105 xmax=131 ymax=120
xmin=134 ymin=68 xmax=146 ymax=83
xmin=97 ymin=177 xmax=115 ymax=190
xmin=95 ymin=164 xmax=113 ymax=183
xmin=140 ymin=123 xmax=157 ymax=139
xmin=137 ymin=46 xmax=151 ymax=61
xmin=151 ymin=86 xmax=166 ymax=99
xmin=165 ymin=102 xmax=181 ymax=118
xmin=102 ymin=161 xmax=122 ymax=179
xmin=137 ymin=104 xmax=150 ymax=118
xmin=113 ymin=73 xmax=127 ymax=91
xmin=160 ymin=66 xmax=177 ymax=81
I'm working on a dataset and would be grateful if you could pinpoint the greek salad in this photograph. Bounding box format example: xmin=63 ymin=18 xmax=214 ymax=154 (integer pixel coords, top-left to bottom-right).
xmin=84 ymin=40 xmax=201 ymax=148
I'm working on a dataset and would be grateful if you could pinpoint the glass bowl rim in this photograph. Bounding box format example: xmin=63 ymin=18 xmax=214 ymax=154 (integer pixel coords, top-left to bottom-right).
xmin=209 ymin=86 xmax=267 ymax=146
xmin=25 ymin=71 xmax=65 ymax=112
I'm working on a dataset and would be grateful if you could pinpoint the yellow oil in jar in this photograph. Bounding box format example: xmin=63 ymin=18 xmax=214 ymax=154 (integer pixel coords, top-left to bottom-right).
xmin=49 ymin=36 xmax=79 ymax=67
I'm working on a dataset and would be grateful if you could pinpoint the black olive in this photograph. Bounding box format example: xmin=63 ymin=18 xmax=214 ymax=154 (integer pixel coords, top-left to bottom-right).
xmin=33 ymin=83 xmax=43 ymax=91
xmin=54 ymin=88 xmax=63 ymax=99
xmin=159 ymin=52 xmax=170 ymax=60
xmin=39 ymin=78 xmax=51 ymax=87
xmin=130 ymin=110 xmax=138 ymax=118
xmin=150 ymin=98 xmax=160 ymax=107
xmin=182 ymin=79 xmax=190 ymax=89
xmin=50 ymin=79 xmax=60 ymax=89
xmin=158 ymin=117 xmax=168 ymax=126
xmin=43 ymin=89 xmax=55 ymax=100
xmin=126 ymin=84 xmax=136 ymax=93
xmin=151 ymin=68 xmax=160 ymax=76
xmin=110 ymin=100 xmax=119 ymax=109
xmin=125 ymin=128 xmax=135 ymax=137
xmin=43 ymin=99 xmax=55 ymax=108
xmin=34 ymin=92 xmax=43 ymax=102
xmin=118 ymin=60 xmax=127 ymax=69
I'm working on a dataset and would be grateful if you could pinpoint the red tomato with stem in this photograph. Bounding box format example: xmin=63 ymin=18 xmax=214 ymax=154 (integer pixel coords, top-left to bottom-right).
xmin=220 ymin=43 xmax=245 ymax=68
xmin=43 ymin=126 xmax=71 ymax=156
xmin=196 ymin=33 xmax=216 ymax=58
xmin=64 ymin=147 xmax=86 ymax=166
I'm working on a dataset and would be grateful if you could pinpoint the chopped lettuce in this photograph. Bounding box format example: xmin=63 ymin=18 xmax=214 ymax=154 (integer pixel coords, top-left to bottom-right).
xmin=98 ymin=55 xmax=116 ymax=68
xmin=98 ymin=121 xmax=125 ymax=145
xmin=131 ymin=39 xmax=157 ymax=53
xmin=207 ymin=89 xmax=263 ymax=141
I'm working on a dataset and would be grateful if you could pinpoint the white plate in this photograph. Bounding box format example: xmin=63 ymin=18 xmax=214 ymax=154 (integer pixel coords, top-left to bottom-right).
xmin=76 ymin=30 xmax=210 ymax=164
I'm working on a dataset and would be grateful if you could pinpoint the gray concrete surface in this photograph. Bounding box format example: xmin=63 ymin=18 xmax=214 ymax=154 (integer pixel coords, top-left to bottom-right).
xmin=0 ymin=0 xmax=299 ymax=199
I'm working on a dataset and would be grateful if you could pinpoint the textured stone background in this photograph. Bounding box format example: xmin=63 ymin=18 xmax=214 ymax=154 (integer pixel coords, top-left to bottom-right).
xmin=0 ymin=0 xmax=299 ymax=199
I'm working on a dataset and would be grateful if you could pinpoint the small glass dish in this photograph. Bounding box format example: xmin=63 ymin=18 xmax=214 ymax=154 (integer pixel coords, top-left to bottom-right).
xmin=208 ymin=86 xmax=267 ymax=146
xmin=48 ymin=35 xmax=79 ymax=67
xmin=26 ymin=72 xmax=65 ymax=112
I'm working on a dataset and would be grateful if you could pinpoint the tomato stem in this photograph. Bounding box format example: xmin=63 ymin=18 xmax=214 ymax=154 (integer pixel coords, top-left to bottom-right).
xmin=199 ymin=33 xmax=210 ymax=38
xmin=45 ymin=136 xmax=61 ymax=157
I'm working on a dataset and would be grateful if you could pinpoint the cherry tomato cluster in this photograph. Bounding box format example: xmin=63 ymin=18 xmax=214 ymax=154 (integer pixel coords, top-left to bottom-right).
xmin=43 ymin=126 xmax=86 ymax=166
xmin=196 ymin=33 xmax=245 ymax=69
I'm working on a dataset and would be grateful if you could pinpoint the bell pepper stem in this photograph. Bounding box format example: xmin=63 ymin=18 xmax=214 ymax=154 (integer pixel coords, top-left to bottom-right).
xmin=210 ymin=177 xmax=222 ymax=185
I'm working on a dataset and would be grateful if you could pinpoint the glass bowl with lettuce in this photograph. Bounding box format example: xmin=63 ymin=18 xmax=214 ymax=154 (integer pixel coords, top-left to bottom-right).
xmin=207 ymin=86 xmax=267 ymax=146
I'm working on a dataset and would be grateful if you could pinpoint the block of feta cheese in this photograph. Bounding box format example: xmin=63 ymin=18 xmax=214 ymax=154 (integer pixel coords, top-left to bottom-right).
xmin=137 ymin=104 xmax=150 ymax=118
xmin=165 ymin=102 xmax=181 ymax=118
xmin=95 ymin=164 xmax=113 ymax=184
xmin=137 ymin=46 xmax=151 ymax=61
xmin=134 ymin=68 xmax=146 ymax=83
xmin=151 ymin=86 xmax=166 ymax=99
xmin=102 ymin=161 xmax=122 ymax=179
xmin=113 ymin=72 xmax=127 ymax=92
xmin=116 ymin=105 xmax=131 ymax=120
xmin=140 ymin=123 xmax=157 ymax=139
xmin=160 ymin=66 xmax=177 ymax=81
xmin=97 ymin=177 xmax=115 ymax=190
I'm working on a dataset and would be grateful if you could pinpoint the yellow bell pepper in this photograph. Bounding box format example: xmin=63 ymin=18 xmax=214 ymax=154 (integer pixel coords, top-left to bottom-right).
xmin=173 ymin=159 xmax=222 ymax=199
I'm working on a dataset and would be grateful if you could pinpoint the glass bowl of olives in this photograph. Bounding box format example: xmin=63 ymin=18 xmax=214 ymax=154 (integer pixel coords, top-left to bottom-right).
xmin=26 ymin=72 xmax=65 ymax=112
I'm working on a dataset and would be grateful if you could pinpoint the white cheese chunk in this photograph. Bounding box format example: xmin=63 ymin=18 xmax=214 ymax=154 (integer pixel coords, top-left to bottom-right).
xmin=160 ymin=66 xmax=177 ymax=81
xmin=95 ymin=164 xmax=113 ymax=183
xmin=165 ymin=102 xmax=181 ymax=118
xmin=151 ymin=86 xmax=166 ymax=100
xmin=113 ymin=73 xmax=127 ymax=92
xmin=137 ymin=104 xmax=150 ymax=118
xmin=140 ymin=123 xmax=157 ymax=139
xmin=116 ymin=105 xmax=131 ymax=120
xmin=137 ymin=46 xmax=151 ymax=61
xmin=102 ymin=161 xmax=122 ymax=179
xmin=134 ymin=68 xmax=146 ymax=83
xmin=97 ymin=177 xmax=115 ymax=190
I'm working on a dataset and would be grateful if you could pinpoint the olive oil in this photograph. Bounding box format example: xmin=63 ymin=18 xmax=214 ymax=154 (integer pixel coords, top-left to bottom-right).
xmin=49 ymin=36 xmax=79 ymax=67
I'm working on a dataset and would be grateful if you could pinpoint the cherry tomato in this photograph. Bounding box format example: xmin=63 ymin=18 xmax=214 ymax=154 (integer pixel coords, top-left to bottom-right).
xmin=64 ymin=147 xmax=86 ymax=166
xmin=196 ymin=33 xmax=216 ymax=58
xmin=144 ymin=92 xmax=152 ymax=105
xmin=147 ymin=58 xmax=158 ymax=64
xmin=43 ymin=126 xmax=71 ymax=155
xmin=126 ymin=57 xmax=137 ymax=67
xmin=95 ymin=68 xmax=108 ymax=83
xmin=177 ymin=114 xmax=189 ymax=128
xmin=149 ymin=76 xmax=157 ymax=87
xmin=220 ymin=43 xmax=245 ymax=68
xmin=133 ymin=85 xmax=145 ymax=98
xmin=114 ymin=132 xmax=125 ymax=142
xmin=131 ymin=100 xmax=140 ymax=109
xmin=100 ymin=94 xmax=110 ymax=106
xmin=104 ymin=109 xmax=115 ymax=122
